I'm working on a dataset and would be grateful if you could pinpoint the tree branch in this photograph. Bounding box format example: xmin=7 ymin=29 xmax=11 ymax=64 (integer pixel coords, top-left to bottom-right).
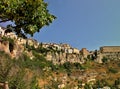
xmin=0 ymin=19 xmax=11 ymax=23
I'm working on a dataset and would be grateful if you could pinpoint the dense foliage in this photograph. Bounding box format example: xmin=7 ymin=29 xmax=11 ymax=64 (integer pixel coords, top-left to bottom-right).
xmin=0 ymin=0 xmax=56 ymax=37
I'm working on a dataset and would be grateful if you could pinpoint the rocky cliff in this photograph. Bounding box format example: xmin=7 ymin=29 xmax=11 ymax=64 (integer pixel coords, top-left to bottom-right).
xmin=0 ymin=36 xmax=85 ymax=65
xmin=0 ymin=39 xmax=10 ymax=54
xmin=0 ymin=37 xmax=24 ymax=59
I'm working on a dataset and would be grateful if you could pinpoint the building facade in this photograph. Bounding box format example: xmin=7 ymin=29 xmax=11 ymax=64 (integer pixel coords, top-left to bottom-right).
xmin=80 ymin=48 xmax=89 ymax=58
xmin=100 ymin=46 xmax=120 ymax=60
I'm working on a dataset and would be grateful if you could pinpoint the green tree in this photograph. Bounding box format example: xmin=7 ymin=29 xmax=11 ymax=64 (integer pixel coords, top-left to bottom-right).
xmin=0 ymin=0 xmax=56 ymax=37
xmin=102 ymin=57 xmax=108 ymax=63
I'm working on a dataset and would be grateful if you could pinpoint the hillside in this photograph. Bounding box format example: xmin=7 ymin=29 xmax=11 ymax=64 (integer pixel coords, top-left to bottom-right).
xmin=0 ymin=36 xmax=120 ymax=89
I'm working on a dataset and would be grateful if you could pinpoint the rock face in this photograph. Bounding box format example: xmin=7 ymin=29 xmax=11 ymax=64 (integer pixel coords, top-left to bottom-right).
xmin=0 ymin=39 xmax=10 ymax=54
xmin=10 ymin=43 xmax=24 ymax=58
xmin=46 ymin=52 xmax=84 ymax=65
xmin=0 ymin=36 xmax=86 ymax=64
xmin=0 ymin=26 xmax=90 ymax=64
xmin=0 ymin=37 xmax=24 ymax=58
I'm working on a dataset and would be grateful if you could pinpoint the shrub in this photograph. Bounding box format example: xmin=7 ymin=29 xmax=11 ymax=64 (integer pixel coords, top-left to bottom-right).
xmin=109 ymin=68 xmax=118 ymax=74
xmin=102 ymin=57 xmax=108 ymax=63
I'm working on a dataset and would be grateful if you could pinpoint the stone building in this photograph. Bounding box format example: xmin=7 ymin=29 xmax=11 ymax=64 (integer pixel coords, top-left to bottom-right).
xmin=27 ymin=38 xmax=39 ymax=48
xmin=73 ymin=48 xmax=80 ymax=54
xmin=96 ymin=52 xmax=103 ymax=63
xmin=80 ymin=48 xmax=89 ymax=58
xmin=17 ymin=38 xmax=27 ymax=45
xmin=67 ymin=48 xmax=73 ymax=54
xmin=100 ymin=46 xmax=120 ymax=53
xmin=100 ymin=46 xmax=120 ymax=60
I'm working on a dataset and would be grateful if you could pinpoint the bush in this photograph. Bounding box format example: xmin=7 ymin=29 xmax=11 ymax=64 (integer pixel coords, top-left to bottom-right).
xmin=117 ymin=63 xmax=120 ymax=67
xmin=74 ymin=63 xmax=84 ymax=69
xmin=102 ymin=57 xmax=108 ymax=63
xmin=109 ymin=68 xmax=118 ymax=74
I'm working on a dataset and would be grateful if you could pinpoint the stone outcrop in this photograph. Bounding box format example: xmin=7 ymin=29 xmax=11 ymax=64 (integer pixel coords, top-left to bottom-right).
xmin=0 ymin=81 xmax=9 ymax=89
xmin=46 ymin=52 xmax=84 ymax=65
xmin=0 ymin=37 xmax=25 ymax=58
xmin=0 ymin=39 xmax=10 ymax=54
xmin=10 ymin=42 xmax=24 ymax=58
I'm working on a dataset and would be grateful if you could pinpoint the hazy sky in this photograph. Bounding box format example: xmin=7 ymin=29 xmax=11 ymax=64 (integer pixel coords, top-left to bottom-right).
xmin=1 ymin=0 xmax=120 ymax=50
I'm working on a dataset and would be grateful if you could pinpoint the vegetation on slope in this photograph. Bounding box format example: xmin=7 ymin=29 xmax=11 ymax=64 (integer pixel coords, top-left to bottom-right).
xmin=1 ymin=37 xmax=120 ymax=89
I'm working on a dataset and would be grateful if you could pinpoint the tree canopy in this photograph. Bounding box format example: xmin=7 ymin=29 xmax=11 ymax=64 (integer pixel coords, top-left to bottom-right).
xmin=0 ymin=0 xmax=56 ymax=37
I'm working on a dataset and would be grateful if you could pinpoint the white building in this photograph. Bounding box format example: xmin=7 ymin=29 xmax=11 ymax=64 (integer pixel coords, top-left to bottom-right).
xmin=73 ymin=48 xmax=80 ymax=54
xmin=67 ymin=48 xmax=73 ymax=53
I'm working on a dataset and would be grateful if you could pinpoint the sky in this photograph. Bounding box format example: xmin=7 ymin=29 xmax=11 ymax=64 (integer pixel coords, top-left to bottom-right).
xmin=33 ymin=0 xmax=120 ymax=50
xmin=1 ymin=0 xmax=120 ymax=51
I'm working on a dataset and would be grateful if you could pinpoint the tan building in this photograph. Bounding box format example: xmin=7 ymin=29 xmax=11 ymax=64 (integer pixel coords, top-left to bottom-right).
xmin=42 ymin=43 xmax=50 ymax=48
xmin=73 ymin=48 xmax=80 ymax=54
xmin=100 ymin=46 xmax=120 ymax=60
xmin=17 ymin=38 xmax=27 ymax=45
xmin=61 ymin=43 xmax=71 ymax=49
xmin=67 ymin=48 xmax=73 ymax=53
xmin=27 ymin=39 xmax=39 ymax=48
xmin=53 ymin=44 xmax=62 ymax=50
xmin=100 ymin=46 xmax=120 ymax=53
xmin=80 ymin=48 xmax=89 ymax=58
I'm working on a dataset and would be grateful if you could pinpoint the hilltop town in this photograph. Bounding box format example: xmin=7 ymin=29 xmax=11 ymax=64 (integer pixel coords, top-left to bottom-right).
xmin=1 ymin=26 xmax=120 ymax=89
xmin=1 ymin=26 xmax=120 ymax=64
